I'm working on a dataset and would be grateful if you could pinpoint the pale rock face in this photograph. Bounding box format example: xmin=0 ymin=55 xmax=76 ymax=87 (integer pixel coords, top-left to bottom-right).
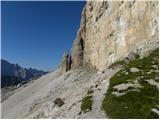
xmin=71 ymin=35 xmax=84 ymax=68
xmin=60 ymin=53 xmax=69 ymax=74
xmin=71 ymin=1 xmax=159 ymax=71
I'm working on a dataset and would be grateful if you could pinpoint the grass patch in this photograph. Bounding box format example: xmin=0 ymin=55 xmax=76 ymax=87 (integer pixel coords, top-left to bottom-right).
xmin=111 ymin=71 xmax=141 ymax=86
xmin=81 ymin=95 xmax=93 ymax=113
xmin=102 ymin=48 xmax=159 ymax=119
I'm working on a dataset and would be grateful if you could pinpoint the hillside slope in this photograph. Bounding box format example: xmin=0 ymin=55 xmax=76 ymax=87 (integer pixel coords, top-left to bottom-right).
xmin=2 ymin=64 xmax=121 ymax=118
xmin=2 ymin=48 xmax=158 ymax=119
xmin=2 ymin=69 xmax=60 ymax=118
xmin=2 ymin=1 xmax=159 ymax=119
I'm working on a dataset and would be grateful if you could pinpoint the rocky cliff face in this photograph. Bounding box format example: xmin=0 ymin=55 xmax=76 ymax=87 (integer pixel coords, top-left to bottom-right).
xmin=70 ymin=1 xmax=159 ymax=71
xmin=60 ymin=53 xmax=72 ymax=74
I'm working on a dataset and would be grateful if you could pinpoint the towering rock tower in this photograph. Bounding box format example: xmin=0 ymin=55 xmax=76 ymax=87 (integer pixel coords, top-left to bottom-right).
xmin=60 ymin=52 xmax=69 ymax=74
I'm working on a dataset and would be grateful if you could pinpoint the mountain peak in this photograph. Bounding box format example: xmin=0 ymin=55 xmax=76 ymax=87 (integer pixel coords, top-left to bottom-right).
xmin=1 ymin=59 xmax=47 ymax=88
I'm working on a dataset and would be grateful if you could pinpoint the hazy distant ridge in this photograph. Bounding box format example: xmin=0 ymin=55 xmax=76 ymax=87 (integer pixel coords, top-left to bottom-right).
xmin=1 ymin=59 xmax=47 ymax=87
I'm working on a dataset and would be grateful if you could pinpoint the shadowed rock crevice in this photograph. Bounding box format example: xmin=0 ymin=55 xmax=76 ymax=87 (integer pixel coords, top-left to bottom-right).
xmin=60 ymin=53 xmax=69 ymax=74
xmin=71 ymin=36 xmax=85 ymax=69
xmin=60 ymin=52 xmax=73 ymax=74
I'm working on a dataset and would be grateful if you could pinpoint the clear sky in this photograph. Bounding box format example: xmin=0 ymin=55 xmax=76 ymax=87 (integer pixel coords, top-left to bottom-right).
xmin=1 ymin=1 xmax=85 ymax=71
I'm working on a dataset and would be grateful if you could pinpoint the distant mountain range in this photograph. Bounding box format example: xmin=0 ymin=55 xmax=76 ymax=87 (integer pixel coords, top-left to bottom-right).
xmin=1 ymin=59 xmax=48 ymax=87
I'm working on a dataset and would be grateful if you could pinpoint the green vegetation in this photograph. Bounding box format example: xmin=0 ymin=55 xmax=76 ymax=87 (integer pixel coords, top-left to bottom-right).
xmin=108 ymin=53 xmax=140 ymax=69
xmin=81 ymin=95 xmax=93 ymax=113
xmin=102 ymin=48 xmax=159 ymax=119
xmin=80 ymin=87 xmax=94 ymax=113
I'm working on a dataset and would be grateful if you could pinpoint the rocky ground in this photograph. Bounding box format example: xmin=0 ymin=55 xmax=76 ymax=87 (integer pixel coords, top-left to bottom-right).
xmin=1 ymin=79 xmax=36 ymax=102
xmin=1 ymin=64 xmax=121 ymax=119
xmin=1 ymin=48 xmax=159 ymax=119
xmin=1 ymin=1 xmax=159 ymax=119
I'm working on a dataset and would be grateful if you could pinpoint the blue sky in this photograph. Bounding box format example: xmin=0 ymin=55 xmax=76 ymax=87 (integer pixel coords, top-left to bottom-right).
xmin=1 ymin=1 xmax=85 ymax=71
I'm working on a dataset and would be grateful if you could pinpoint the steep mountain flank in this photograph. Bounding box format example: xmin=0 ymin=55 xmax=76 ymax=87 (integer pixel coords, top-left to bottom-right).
xmin=69 ymin=1 xmax=159 ymax=71
xmin=2 ymin=1 xmax=159 ymax=119
xmin=2 ymin=48 xmax=158 ymax=119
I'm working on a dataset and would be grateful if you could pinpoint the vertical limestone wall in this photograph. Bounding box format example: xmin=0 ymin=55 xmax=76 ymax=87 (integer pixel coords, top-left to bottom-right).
xmin=71 ymin=1 xmax=159 ymax=71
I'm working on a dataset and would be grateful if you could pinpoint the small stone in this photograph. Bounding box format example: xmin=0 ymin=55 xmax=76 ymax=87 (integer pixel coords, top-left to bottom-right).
xmin=112 ymin=91 xmax=126 ymax=96
xmin=130 ymin=67 xmax=140 ymax=73
xmin=16 ymin=84 xmax=21 ymax=88
xmin=152 ymin=61 xmax=155 ymax=64
xmin=125 ymin=72 xmax=128 ymax=75
xmin=86 ymin=109 xmax=90 ymax=112
xmin=54 ymin=106 xmax=59 ymax=111
xmin=147 ymin=71 xmax=151 ymax=74
xmin=125 ymin=106 xmax=128 ymax=109
xmin=97 ymin=70 xmax=104 ymax=74
xmin=151 ymin=108 xmax=159 ymax=115
xmin=152 ymin=65 xmax=157 ymax=68
xmin=95 ymin=84 xmax=98 ymax=88
xmin=127 ymin=51 xmax=136 ymax=60
xmin=102 ymin=79 xmax=106 ymax=84
xmin=54 ymin=98 xmax=64 ymax=107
